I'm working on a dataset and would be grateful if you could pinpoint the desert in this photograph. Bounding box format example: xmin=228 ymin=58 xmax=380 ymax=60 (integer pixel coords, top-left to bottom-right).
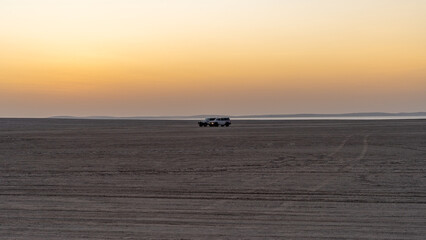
xmin=0 ymin=118 xmax=425 ymax=239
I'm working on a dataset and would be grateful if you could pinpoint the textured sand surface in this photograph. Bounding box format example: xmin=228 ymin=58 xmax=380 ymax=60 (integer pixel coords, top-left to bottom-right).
xmin=1 ymin=119 xmax=425 ymax=239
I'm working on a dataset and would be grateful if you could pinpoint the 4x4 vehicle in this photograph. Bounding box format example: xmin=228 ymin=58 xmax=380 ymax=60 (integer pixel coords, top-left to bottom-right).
xmin=198 ymin=118 xmax=216 ymax=127
xmin=198 ymin=117 xmax=232 ymax=127
xmin=209 ymin=117 xmax=231 ymax=127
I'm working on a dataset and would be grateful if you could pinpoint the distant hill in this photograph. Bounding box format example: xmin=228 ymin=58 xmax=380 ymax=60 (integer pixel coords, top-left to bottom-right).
xmin=233 ymin=112 xmax=426 ymax=118
xmin=48 ymin=112 xmax=426 ymax=120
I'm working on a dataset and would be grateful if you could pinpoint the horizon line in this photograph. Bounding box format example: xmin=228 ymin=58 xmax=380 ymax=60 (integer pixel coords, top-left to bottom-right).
xmin=1 ymin=111 xmax=426 ymax=119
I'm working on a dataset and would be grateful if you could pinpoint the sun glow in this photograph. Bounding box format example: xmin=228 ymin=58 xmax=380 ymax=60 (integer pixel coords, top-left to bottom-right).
xmin=1 ymin=0 xmax=425 ymax=116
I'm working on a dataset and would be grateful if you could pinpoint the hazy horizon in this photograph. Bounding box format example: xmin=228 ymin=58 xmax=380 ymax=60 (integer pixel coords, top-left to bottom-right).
xmin=1 ymin=0 xmax=425 ymax=117
xmin=28 ymin=111 xmax=426 ymax=119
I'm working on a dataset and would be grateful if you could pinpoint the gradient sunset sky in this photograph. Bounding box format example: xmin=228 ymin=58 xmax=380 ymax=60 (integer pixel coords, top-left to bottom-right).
xmin=1 ymin=0 xmax=425 ymax=117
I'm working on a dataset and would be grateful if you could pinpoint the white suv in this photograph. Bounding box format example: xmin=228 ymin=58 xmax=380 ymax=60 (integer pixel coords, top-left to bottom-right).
xmin=209 ymin=117 xmax=231 ymax=127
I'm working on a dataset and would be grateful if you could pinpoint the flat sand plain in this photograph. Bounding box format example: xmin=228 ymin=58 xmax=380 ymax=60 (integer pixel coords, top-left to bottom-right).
xmin=0 ymin=119 xmax=425 ymax=239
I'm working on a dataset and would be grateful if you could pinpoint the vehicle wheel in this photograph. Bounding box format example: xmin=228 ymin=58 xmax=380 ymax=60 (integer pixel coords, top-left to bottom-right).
xmin=225 ymin=124 xmax=229 ymax=127
xmin=204 ymin=123 xmax=207 ymax=127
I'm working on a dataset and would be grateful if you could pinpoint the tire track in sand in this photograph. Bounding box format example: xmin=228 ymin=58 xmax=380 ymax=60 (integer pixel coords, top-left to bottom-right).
xmin=310 ymin=134 xmax=369 ymax=192
xmin=327 ymin=135 xmax=353 ymax=158
xmin=204 ymin=135 xmax=367 ymax=211
xmin=273 ymin=135 xmax=369 ymax=211
xmin=202 ymin=136 xmax=352 ymax=210
xmin=272 ymin=135 xmax=354 ymax=211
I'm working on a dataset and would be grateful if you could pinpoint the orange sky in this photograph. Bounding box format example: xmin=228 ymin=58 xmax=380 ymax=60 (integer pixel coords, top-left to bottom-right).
xmin=1 ymin=0 xmax=425 ymax=117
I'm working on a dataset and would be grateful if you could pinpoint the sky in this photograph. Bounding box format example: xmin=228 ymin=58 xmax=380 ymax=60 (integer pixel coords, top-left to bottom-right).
xmin=1 ymin=0 xmax=425 ymax=117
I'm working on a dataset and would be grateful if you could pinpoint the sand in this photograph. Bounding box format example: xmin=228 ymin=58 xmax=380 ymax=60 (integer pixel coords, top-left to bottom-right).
xmin=0 ymin=119 xmax=425 ymax=239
